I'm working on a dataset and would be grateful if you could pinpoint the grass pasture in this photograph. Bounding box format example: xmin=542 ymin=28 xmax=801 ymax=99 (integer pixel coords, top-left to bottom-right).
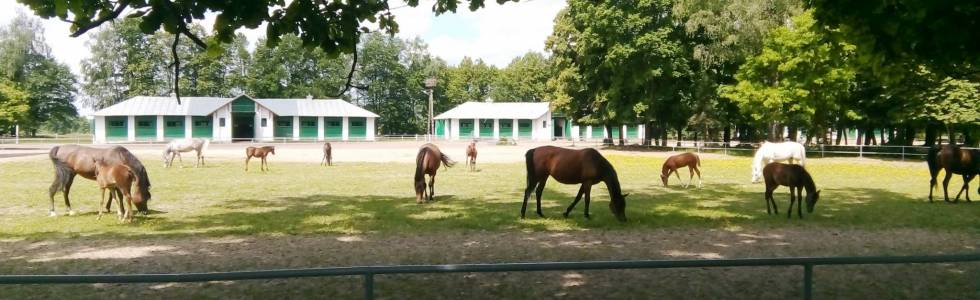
xmin=0 ymin=153 xmax=978 ymax=298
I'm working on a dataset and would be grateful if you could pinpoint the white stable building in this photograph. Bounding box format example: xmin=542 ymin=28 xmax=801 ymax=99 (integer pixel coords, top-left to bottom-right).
xmin=92 ymin=95 xmax=379 ymax=143
xmin=433 ymin=101 xmax=646 ymax=142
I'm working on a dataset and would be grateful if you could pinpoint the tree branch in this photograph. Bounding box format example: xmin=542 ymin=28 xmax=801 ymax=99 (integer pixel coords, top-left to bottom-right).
xmin=171 ymin=25 xmax=182 ymax=105
xmin=331 ymin=45 xmax=369 ymax=98
xmin=180 ymin=28 xmax=208 ymax=49
xmin=69 ymin=0 xmax=132 ymax=37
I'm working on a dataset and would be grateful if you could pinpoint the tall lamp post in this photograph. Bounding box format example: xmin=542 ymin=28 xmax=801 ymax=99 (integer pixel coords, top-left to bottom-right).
xmin=424 ymin=78 xmax=437 ymax=141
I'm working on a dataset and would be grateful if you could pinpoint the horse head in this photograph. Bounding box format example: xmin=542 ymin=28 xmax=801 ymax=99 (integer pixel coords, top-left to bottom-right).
xmin=660 ymin=173 xmax=669 ymax=187
xmin=161 ymin=148 xmax=171 ymax=167
xmin=609 ymin=193 xmax=628 ymax=222
xmin=751 ymin=165 xmax=762 ymax=183
xmin=806 ymin=190 xmax=820 ymax=213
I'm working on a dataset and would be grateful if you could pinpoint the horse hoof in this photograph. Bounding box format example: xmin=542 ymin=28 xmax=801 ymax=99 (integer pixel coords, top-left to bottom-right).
xmin=48 ymin=211 xmax=57 ymax=217
xmin=562 ymin=213 xmax=569 ymax=218
xmin=67 ymin=210 xmax=77 ymax=216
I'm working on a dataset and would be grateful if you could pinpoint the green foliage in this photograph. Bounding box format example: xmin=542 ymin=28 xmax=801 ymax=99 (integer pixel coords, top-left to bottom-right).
xmin=247 ymin=34 xmax=349 ymax=98
xmin=490 ymin=52 xmax=551 ymax=102
xmin=719 ymin=11 xmax=856 ymax=139
xmin=444 ymin=57 xmax=498 ymax=104
xmin=81 ymin=18 xmax=168 ymax=108
xmin=548 ymin=0 xmax=692 ymax=130
xmin=0 ymin=79 xmax=30 ymax=130
xmin=355 ymin=32 xmax=427 ymax=134
xmin=809 ymin=0 xmax=980 ymax=78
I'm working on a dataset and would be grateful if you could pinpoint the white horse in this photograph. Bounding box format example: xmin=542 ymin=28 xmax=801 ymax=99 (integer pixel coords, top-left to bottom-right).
xmin=751 ymin=141 xmax=806 ymax=183
xmin=162 ymin=138 xmax=210 ymax=168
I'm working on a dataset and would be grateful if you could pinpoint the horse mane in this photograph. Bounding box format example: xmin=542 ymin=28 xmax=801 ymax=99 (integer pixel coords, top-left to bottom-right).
xmin=110 ymin=147 xmax=151 ymax=205
xmin=591 ymin=150 xmax=623 ymax=197
xmin=414 ymin=146 xmax=428 ymax=194
xmin=800 ymin=166 xmax=817 ymax=194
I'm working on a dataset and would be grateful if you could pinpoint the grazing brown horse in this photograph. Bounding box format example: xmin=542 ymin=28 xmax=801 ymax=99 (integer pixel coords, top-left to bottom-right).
xmin=927 ymin=144 xmax=979 ymax=203
xmin=94 ymin=158 xmax=144 ymax=222
xmin=245 ymin=146 xmax=275 ymax=172
xmin=465 ymin=141 xmax=477 ymax=171
xmin=522 ymin=146 xmax=628 ymax=222
xmin=414 ymin=143 xmax=456 ymax=203
xmin=321 ymin=142 xmax=333 ymax=166
xmin=48 ymin=145 xmax=151 ymax=216
xmin=660 ymin=152 xmax=702 ymax=188
xmin=763 ymin=163 xmax=820 ymax=219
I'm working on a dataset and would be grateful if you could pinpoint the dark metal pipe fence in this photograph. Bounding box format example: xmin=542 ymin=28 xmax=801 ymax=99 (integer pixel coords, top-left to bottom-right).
xmin=2 ymin=254 xmax=977 ymax=299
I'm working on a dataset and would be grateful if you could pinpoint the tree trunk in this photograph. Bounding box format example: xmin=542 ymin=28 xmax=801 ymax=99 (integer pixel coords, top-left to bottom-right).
xmin=618 ymin=125 xmax=625 ymax=146
xmin=604 ymin=124 xmax=613 ymax=146
xmin=835 ymin=127 xmax=843 ymax=145
xmin=924 ymin=123 xmax=938 ymax=146
xmin=643 ymin=122 xmax=653 ymax=146
xmin=787 ymin=125 xmax=798 ymax=142
xmin=675 ymin=126 xmax=682 ymax=147
xmin=660 ymin=122 xmax=668 ymax=147
xmin=723 ymin=125 xmax=731 ymax=146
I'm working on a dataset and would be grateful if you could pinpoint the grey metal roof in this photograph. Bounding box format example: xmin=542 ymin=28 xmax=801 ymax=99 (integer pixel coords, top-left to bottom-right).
xmin=434 ymin=102 xmax=550 ymax=120
xmin=254 ymin=98 xmax=380 ymax=117
xmin=93 ymin=96 xmax=379 ymax=118
xmin=93 ymin=96 xmax=233 ymax=116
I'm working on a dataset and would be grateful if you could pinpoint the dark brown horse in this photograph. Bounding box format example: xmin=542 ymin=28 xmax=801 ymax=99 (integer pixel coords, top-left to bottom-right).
xmin=245 ymin=146 xmax=275 ymax=172
xmin=522 ymin=146 xmax=628 ymax=222
xmin=763 ymin=163 xmax=820 ymax=219
xmin=465 ymin=141 xmax=477 ymax=171
xmin=660 ymin=152 xmax=701 ymax=188
xmin=927 ymin=144 xmax=979 ymax=203
xmin=48 ymin=145 xmax=151 ymax=217
xmin=94 ymin=158 xmax=144 ymax=222
xmin=414 ymin=143 xmax=456 ymax=203
xmin=321 ymin=142 xmax=333 ymax=166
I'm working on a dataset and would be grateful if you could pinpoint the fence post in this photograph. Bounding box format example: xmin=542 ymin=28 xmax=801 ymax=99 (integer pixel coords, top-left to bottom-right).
xmin=901 ymin=146 xmax=905 ymax=161
xmin=859 ymin=145 xmax=863 ymax=158
xmin=820 ymin=144 xmax=824 ymax=158
xmin=803 ymin=264 xmax=813 ymax=300
xmin=364 ymin=273 xmax=375 ymax=300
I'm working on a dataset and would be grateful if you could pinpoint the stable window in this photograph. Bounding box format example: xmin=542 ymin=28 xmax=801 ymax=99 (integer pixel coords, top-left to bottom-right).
xmin=302 ymin=121 xmax=316 ymax=127
xmin=261 ymin=118 xmax=267 ymax=127
xmin=166 ymin=121 xmax=179 ymax=127
xmin=109 ymin=121 xmax=124 ymax=127
xmin=543 ymin=121 xmax=547 ymax=128
xmin=219 ymin=118 xmax=226 ymax=127
xmin=137 ymin=121 xmax=151 ymax=127
xmin=328 ymin=121 xmax=341 ymax=126
xmin=194 ymin=121 xmax=210 ymax=126
xmin=351 ymin=121 xmax=364 ymax=126
xmin=277 ymin=121 xmax=291 ymax=127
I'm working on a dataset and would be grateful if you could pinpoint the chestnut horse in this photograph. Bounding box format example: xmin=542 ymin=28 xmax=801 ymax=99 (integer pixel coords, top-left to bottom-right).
xmin=94 ymin=158 xmax=143 ymax=222
xmin=660 ymin=152 xmax=701 ymax=188
xmin=321 ymin=142 xmax=333 ymax=166
xmin=414 ymin=143 xmax=456 ymax=203
xmin=927 ymin=144 xmax=979 ymax=203
xmin=763 ymin=163 xmax=820 ymax=219
xmin=465 ymin=141 xmax=477 ymax=171
xmin=48 ymin=145 xmax=151 ymax=216
xmin=245 ymin=146 xmax=275 ymax=172
xmin=522 ymin=146 xmax=628 ymax=222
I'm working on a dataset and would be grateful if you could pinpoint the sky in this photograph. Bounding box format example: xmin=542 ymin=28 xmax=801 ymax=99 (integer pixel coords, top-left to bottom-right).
xmin=0 ymin=0 xmax=567 ymax=77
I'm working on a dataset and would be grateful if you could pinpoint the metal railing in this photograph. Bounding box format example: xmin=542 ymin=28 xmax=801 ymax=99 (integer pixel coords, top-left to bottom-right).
xmin=2 ymin=254 xmax=977 ymax=299
xmin=581 ymin=139 xmax=977 ymax=161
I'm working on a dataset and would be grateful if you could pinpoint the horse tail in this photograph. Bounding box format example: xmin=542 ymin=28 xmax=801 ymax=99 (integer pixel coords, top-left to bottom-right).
xmin=927 ymin=145 xmax=940 ymax=190
xmin=696 ymin=153 xmax=702 ymax=167
xmin=440 ymin=152 xmax=456 ymax=169
xmin=201 ymin=139 xmax=210 ymax=156
xmin=524 ymin=148 xmax=536 ymax=188
xmin=48 ymin=146 xmax=73 ymax=196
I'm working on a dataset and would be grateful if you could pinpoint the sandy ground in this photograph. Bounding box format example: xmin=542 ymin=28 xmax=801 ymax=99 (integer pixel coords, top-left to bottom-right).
xmin=1 ymin=228 xmax=977 ymax=299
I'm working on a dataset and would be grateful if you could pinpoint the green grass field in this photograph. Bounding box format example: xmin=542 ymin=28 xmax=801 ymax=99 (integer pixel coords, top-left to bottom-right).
xmin=1 ymin=154 xmax=977 ymax=238
xmin=1 ymin=153 xmax=978 ymax=299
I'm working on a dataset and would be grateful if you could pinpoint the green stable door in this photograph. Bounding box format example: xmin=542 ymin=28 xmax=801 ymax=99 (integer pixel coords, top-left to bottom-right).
xmin=518 ymin=120 xmax=532 ymax=138
xmin=479 ymin=119 xmax=494 ymax=138
xmin=592 ymin=126 xmax=604 ymax=139
xmin=627 ymin=125 xmax=638 ymax=140
xmin=164 ymin=116 xmax=185 ymax=139
xmin=135 ymin=116 xmax=156 ymax=140
xmin=299 ymin=117 xmax=317 ymax=139
xmin=435 ymin=120 xmax=446 ymax=137
xmin=610 ymin=126 xmax=621 ymax=140
xmin=274 ymin=116 xmax=293 ymax=138
xmin=192 ymin=116 xmax=212 ymax=138
xmin=499 ymin=120 xmax=513 ymax=138
xmin=324 ymin=117 xmax=342 ymax=139
xmin=348 ymin=117 xmax=367 ymax=139
xmin=106 ymin=116 xmax=127 ymax=140
xmin=459 ymin=119 xmax=474 ymax=138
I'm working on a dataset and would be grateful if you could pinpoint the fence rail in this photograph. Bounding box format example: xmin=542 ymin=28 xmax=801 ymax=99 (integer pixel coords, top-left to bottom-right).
xmin=2 ymin=254 xmax=977 ymax=299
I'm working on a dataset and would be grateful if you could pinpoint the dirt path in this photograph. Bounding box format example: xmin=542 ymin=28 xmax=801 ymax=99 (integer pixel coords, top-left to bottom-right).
xmin=2 ymin=228 xmax=977 ymax=299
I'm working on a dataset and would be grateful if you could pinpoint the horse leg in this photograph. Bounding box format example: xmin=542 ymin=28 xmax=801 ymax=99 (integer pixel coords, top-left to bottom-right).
xmin=177 ymin=152 xmax=184 ymax=168
xmin=534 ymin=179 xmax=547 ymax=218
xmin=942 ymin=171 xmax=953 ymax=203
xmin=694 ymin=166 xmax=702 ymax=189
xmin=797 ymin=187 xmax=804 ymax=219
xmin=583 ymin=187 xmax=592 ymax=220
xmin=245 ymin=156 xmax=251 ymax=171
xmin=686 ymin=166 xmax=695 ymax=188
xmin=929 ymin=173 xmax=937 ymax=202
xmin=428 ymin=175 xmax=436 ymax=201
xmin=764 ymin=187 xmax=774 ymax=215
xmin=63 ymin=175 xmax=76 ymax=216
xmin=564 ymin=185 xmax=587 ymax=218
xmin=786 ymin=187 xmax=795 ymax=219
xmin=114 ymin=189 xmax=124 ymax=219
xmin=98 ymin=188 xmax=106 ymax=220
xmin=47 ymin=172 xmax=65 ymax=217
